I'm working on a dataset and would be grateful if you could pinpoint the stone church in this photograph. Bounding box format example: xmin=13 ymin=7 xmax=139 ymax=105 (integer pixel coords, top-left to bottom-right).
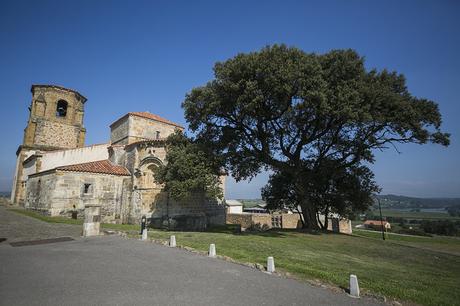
xmin=11 ymin=85 xmax=226 ymax=229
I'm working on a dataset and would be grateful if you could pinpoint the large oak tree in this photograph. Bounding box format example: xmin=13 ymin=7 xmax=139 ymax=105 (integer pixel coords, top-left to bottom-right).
xmin=182 ymin=45 xmax=450 ymax=229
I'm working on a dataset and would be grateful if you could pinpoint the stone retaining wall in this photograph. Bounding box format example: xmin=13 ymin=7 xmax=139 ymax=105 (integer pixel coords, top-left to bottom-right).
xmin=227 ymin=213 xmax=352 ymax=234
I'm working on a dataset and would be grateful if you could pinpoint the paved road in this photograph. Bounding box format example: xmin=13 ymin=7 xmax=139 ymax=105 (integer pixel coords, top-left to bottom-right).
xmin=0 ymin=205 xmax=81 ymax=242
xmin=0 ymin=206 xmax=384 ymax=306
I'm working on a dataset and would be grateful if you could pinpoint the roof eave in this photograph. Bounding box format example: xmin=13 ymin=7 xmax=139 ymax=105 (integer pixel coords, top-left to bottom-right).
xmin=31 ymin=84 xmax=87 ymax=103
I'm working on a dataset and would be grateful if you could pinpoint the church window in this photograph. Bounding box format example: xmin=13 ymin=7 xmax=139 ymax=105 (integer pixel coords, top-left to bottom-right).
xmin=56 ymin=100 xmax=68 ymax=117
xmin=271 ymin=215 xmax=282 ymax=228
xmin=140 ymin=164 xmax=159 ymax=189
xmin=156 ymin=131 xmax=161 ymax=139
xmin=83 ymin=183 xmax=92 ymax=194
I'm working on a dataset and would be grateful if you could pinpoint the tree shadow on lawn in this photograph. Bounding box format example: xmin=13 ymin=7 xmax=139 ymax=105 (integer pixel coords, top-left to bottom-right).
xmin=205 ymin=224 xmax=332 ymax=238
xmin=149 ymin=224 xmax=339 ymax=239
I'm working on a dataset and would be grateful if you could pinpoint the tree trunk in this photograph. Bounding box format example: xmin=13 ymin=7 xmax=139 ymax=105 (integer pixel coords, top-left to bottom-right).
xmin=300 ymin=199 xmax=320 ymax=230
xmin=294 ymin=206 xmax=305 ymax=227
xmin=322 ymin=205 xmax=330 ymax=230
xmin=317 ymin=212 xmax=324 ymax=229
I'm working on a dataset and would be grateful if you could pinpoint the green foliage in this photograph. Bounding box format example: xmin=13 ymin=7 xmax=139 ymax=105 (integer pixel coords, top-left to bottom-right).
xmin=182 ymin=44 xmax=450 ymax=228
xmin=262 ymin=163 xmax=379 ymax=226
xmin=153 ymin=131 xmax=223 ymax=201
xmin=420 ymin=220 xmax=460 ymax=236
xmin=447 ymin=205 xmax=460 ymax=217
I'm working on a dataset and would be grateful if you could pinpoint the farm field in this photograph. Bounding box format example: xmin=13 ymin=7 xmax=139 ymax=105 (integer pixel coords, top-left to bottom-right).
xmin=373 ymin=208 xmax=460 ymax=220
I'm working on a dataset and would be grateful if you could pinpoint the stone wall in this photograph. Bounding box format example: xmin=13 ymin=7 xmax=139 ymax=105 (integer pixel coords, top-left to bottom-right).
xmin=34 ymin=119 xmax=80 ymax=148
xmin=319 ymin=215 xmax=353 ymax=234
xmin=336 ymin=219 xmax=352 ymax=235
xmin=282 ymin=213 xmax=303 ymax=228
xmin=130 ymin=115 xmax=178 ymax=142
xmin=110 ymin=118 xmax=129 ymax=145
xmin=110 ymin=114 xmax=181 ymax=145
xmin=25 ymin=170 xmax=126 ymax=223
xmin=11 ymin=149 xmax=36 ymax=205
xmin=145 ymin=192 xmax=226 ymax=230
xmin=227 ymin=213 xmax=351 ymax=234
xmin=227 ymin=213 xmax=300 ymax=230
xmin=24 ymin=171 xmax=56 ymax=213
xmin=226 ymin=213 xmax=254 ymax=229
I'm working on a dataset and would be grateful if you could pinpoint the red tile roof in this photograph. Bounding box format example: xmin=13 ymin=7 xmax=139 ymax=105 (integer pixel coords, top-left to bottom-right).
xmin=364 ymin=220 xmax=390 ymax=226
xmin=110 ymin=112 xmax=184 ymax=129
xmin=56 ymin=160 xmax=130 ymax=176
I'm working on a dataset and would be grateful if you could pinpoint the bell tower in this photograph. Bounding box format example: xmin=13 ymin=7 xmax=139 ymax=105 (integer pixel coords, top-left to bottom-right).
xmin=11 ymin=85 xmax=87 ymax=205
xmin=23 ymin=84 xmax=87 ymax=149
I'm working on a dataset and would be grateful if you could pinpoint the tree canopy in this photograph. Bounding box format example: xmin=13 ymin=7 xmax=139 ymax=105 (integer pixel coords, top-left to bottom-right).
xmin=262 ymin=162 xmax=379 ymax=228
xmin=153 ymin=131 xmax=223 ymax=201
xmin=182 ymin=45 xmax=450 ymax=229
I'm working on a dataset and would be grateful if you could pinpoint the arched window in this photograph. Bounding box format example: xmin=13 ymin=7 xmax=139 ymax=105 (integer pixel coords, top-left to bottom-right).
xmin=137 ymin=157 xmax=163 ymax=189
xmin=142 ymin=164 xmax=159 ymax=189
xmin=56 ymin=100 xmax=68 ymax=117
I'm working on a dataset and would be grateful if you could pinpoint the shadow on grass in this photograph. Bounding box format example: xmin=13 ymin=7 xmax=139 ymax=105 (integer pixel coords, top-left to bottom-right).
xmin=9 ymin=208 xmax=340 ymax=239
xmin=205 ymin=224 xmax=333 ymax=238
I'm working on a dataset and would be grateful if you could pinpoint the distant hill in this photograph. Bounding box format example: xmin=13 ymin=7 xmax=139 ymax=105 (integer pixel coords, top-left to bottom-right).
xmin=237 ymin=199 xmax=266 ymax=208
xmin=0 ymin=191 xmax=10 ymax=198
xmin=375 ymin=194 xmax=460 ymax=209
xmin=237 ymin=195 xmax=460 ymax=210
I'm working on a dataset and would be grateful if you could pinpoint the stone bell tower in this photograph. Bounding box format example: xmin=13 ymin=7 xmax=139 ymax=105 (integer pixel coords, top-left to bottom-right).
xmin=11 ymin=85 xmax=87 ymax=205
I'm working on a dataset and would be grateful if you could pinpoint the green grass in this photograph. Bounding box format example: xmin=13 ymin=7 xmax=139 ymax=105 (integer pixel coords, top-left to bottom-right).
xmin=101 ymin=223 xmax=140 ymax=231
xmin=9 ymin=208 xmax=460 ymax=306
xmin=353 ymin=229 xmax=460 ymax=256
xmin=8 ymin=208 xmax=84 ymax=225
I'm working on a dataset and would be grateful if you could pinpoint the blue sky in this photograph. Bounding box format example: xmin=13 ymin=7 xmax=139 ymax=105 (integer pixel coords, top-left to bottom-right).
xmin=0 ymin=0 xmax=459 ymax=198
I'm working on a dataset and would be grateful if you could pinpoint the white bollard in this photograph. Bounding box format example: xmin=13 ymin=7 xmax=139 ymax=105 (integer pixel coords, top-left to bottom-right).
xmin=170 ymin=235 xmax=176 ymax=247
xmin=349 ymin=274 xmax=360 ymax=297
xmin=267 ymin=256 xmax=275 ymax=273
xmin=141 ymin=228 xmax=148 ymax=240
xmin=209 ymin=243 xmax=216 ymax=257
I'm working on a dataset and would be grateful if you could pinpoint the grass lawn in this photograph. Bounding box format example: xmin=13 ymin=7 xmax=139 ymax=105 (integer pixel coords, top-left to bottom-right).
xmin=353 ymin=229 xmax=460 ymax=256
xmin=375 ymin=209 xmax=460 ymax=220
xmin=8 ymin=208 xmax=84 ymax=225
xmin=8 ymin=208 xmax=460 ymax=306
